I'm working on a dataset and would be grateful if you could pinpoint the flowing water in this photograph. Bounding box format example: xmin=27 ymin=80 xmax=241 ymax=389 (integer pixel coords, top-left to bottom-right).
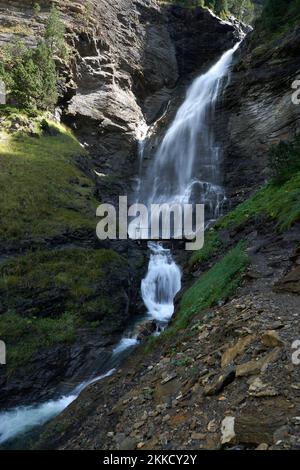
xmin=140 ymin=42 xmax=240 ymax=220
xmin=139 ymin=43 xmax=239 ymax=328
xmin=0 ymin=43 xmax=239 ymax=447
xmin=141 ymin=242 xmax=181 ymax=324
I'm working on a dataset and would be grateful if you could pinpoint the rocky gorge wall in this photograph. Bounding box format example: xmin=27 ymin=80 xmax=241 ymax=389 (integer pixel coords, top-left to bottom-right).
xmin=0 ymin=1 xmax=240 ymax=410
xmin=219 ymin=25 xmax=300 ymax=205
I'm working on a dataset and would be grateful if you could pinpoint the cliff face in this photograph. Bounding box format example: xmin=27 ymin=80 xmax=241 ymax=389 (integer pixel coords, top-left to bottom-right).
xmin=219 ymin=25 xmax=300 ymax=205
xmin=25 ymin=5 xmax=300 ymax=451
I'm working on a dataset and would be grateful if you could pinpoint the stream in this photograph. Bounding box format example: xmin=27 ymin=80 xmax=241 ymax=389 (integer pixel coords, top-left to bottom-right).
xmin=0 ymin=42 xmax=239 ymax=447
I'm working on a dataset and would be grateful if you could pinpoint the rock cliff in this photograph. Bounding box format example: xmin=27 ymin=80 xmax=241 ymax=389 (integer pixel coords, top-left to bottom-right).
xmin=220 ymin=25 xmax=300 ymax=205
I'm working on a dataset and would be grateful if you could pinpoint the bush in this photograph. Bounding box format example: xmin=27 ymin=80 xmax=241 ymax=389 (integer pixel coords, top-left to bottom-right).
xmin=268 ymin=136 xmax=300 ymax=184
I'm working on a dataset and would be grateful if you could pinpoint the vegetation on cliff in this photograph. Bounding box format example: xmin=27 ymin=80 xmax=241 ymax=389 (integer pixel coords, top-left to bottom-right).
xmin=0 ymin=248 xmax=125 ymax=373
xmin=0 ymin=6 xmax=67 ymax=110
xmin=163 ymin=0 xmax=261 ymax=22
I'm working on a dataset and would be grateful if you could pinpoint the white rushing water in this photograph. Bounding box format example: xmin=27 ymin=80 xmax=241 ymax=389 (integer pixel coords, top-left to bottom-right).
xmin=113 ymin=337 xmax=139 ymax=355
xmin=139 ymin=44 xmax=239 ymax=324
xmin=0 ymin=369 xmax=115 ymax=445
xmin=141 ymin=242 xmax=181 ymax=323
xmin=141 ymin=43 xmax=240 ymax=220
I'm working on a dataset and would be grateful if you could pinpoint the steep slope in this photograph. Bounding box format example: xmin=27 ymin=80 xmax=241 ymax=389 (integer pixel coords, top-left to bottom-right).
xmin=35 ymin=169 xmax=300 ymax=450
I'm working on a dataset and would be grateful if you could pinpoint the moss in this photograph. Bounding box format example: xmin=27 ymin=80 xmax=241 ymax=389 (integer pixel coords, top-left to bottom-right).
xmin=0 ymin=247 xmax=126 ymax=372
xmin=0 ymin=112 xmax=98 ymax=244
xmin=0 ymin=247 xmax=123 ymax=317
xmin=176 ymin=243 xmax=249 ymax=329
xmin=0 ymin=24 xmax=33 ymax=36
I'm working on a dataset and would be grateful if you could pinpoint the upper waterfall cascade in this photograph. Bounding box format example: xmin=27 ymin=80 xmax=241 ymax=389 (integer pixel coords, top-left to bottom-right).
xmin=140 ymin=42 xmax=240 ymax=221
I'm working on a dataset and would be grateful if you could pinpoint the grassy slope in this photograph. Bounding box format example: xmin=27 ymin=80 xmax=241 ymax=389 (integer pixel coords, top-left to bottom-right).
xmin=0 ymin=109 xmax=126 ymax=373
xmin=0 ymin=113 xmax=98 ymax=243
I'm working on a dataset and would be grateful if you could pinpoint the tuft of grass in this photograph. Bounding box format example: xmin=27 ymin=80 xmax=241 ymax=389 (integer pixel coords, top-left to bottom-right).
xmin=177 ymin=243 xmax=249 ymax=330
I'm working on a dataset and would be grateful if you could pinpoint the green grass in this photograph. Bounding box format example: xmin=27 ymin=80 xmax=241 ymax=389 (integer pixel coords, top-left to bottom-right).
xmin=188 ymin=229 xmax=220 ymax=269
xmin=0 ymin=112 xmax=98 ymax=243
xmin=177 ymin=243 xmax=249 ymax=329
xmin=217 ymin=173 xmax=300 ymax=232
xmin=0 ymin=247 xmax=126 ymax=372
xmin=245 ymin=0 xmax=300 ymax=63
xmin=0 ymin=311 xmax=76 ymax=374
xmin=0 ymin=248 xmax=124 ymax=319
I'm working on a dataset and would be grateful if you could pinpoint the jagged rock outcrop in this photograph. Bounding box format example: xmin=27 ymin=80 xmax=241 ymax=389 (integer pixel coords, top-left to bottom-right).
xmin=218 ymin=26 xmax=300 ymax=205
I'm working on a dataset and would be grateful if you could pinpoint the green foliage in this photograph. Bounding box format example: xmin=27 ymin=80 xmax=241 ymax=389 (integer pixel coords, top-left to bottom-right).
xmin=218 ymin=174 xmax=300 ymax=232
xmin=261 ymin=0 xmax=300 ymax=32
xmin=268 ymin=136 xmax=300 ymax=184
xmin=177 ymin=243 xmax=249 ymax=329
xmin=33 ymin=3 xmax=41 ymax=17
xmin=0 ymin=116 xmax=98 ymax=243
xmin=188 ymin=229 xmax=220 ymax=268
xmin=44 ymin=5 xmax=68 ymax=59
xmin=164 ymin=0 xmax=257 ymax=22
xmin=0 ymin=311 xmax=76 ymax=373
xmin=0 ymin=6 xmax=67 ymax=110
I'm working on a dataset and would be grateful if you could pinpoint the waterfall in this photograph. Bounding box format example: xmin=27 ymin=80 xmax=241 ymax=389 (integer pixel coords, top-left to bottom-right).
xmin=0 ymin=43 xmax=239 ymax=448
xmin=140 ymin=43 xmax=239 ymax=323
xmin=141 ymin=42 xmax=240 ymax=220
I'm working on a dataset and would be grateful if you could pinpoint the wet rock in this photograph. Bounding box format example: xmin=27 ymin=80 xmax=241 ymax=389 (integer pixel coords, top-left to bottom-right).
xmin=136 ymin=321 xmax=157 ymax=341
